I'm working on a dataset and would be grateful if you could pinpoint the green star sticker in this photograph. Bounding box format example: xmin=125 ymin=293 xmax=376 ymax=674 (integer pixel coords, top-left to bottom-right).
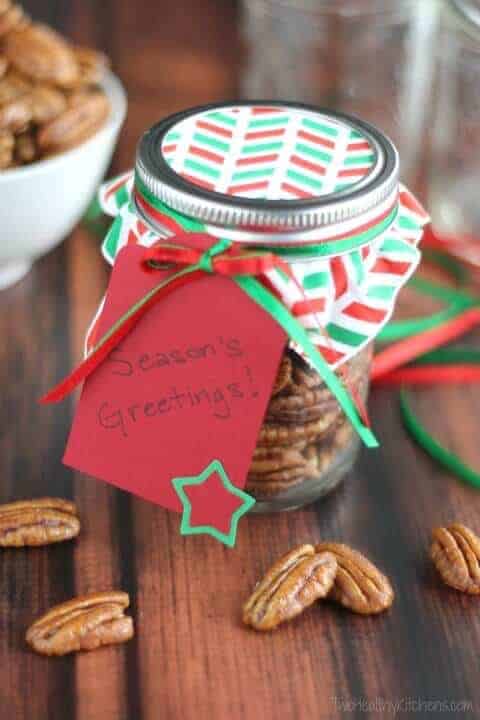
xmin=171 ymin=459 xmax=255 ymax=548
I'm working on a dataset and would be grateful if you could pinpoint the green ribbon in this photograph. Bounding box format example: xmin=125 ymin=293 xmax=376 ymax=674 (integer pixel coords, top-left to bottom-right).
xmin=377 ymin=276 xmax=478 ymax=344
xmin=134 ymin=172 xmax=398 ymax=257
xmin=198 ymin=238 xmax=231 ymax=273
xmin=400 ymin=390 xmax=480 ymax=489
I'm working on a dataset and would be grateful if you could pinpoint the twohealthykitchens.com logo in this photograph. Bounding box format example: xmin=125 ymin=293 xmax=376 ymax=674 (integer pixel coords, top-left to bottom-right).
xmin=331 ymin=696 xmax=474 ymax=715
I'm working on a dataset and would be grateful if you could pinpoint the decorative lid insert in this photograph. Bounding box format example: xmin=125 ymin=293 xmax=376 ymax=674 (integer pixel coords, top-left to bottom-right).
xmin=160 ymin=105 xmax=378 ymax=200
xmin=135 ymin=102 xmax=399 ymax=231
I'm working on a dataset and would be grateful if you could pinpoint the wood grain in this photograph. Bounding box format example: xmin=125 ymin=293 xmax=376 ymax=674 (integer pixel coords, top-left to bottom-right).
xmin=0 ymin=1 xmax=479 ymax=718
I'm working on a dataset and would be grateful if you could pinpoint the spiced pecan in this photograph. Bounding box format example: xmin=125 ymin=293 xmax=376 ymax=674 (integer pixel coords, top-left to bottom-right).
xmin=0 ymin=70 xmax=31 ymax=105
xmin=431 ymin=523 xmax=480 ymax=594
xmin=250 ymin=445 xmax=312 ymax=476
xmin=72 ymin=45 xmax=109 ymax=87
xmin=271 ymin=355 xmax=292 ymax=397
xmin=315 ymin=542 xmax=394 ymax=614
xmin=243 ymin=544 xmax=337 ymax=631
xmin=258 ymin=410 xmax=340 ymax=446
xmin=0 ymin=3 xmax=28 ymax=37
xmin=0 ymin=497 xmax=80 ymax=547
xmin=5 ymin=23 xmax=79 ymax=87
xmin=37 ymin=89 xmax=109 ymax=154
xmin=26 ymin=591 xmax=134 ymax=656
xmin=0 ymin=96 xmax=31 ymax=131
xmin=28 ymin=85 xmax=67 ymax=125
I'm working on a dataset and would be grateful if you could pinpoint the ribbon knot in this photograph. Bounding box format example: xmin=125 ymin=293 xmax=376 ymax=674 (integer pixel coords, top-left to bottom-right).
xmin=198 ymin=238 xmax=232 ymax=274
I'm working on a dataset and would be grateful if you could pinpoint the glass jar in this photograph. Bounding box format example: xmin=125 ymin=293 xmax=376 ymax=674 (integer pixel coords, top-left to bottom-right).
xmin=98 ymin=102 xmax=427 ymax=512
xmin=241 ymin=0 xmax=437 ymax=183
xmin=246 ymin=343 xmax=372 ymax=511
xmin=428 ymin=0 xmax=480 ymax=245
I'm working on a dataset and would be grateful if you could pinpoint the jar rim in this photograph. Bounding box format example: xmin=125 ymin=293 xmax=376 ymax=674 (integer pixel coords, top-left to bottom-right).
xmin=135 ymin=101 xmax=399 ymax=232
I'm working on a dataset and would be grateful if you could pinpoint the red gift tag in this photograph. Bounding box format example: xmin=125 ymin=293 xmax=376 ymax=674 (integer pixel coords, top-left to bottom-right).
xmin=64 ymin=245 xmax=286 ymax=539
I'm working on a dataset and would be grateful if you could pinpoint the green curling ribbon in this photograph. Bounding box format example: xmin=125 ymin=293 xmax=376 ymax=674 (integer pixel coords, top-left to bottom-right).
xmin=414 ymin=347 xmax=480 ymax=366
xmin=400 ymin=390 xmax=480 ymax=489
xmin=377 ymin=276 xmax=477 ymax=344
xmin=198 ymin=238 xmax=231 ymax=273
xmin=422 ymin=248 xmax=470 ymax=286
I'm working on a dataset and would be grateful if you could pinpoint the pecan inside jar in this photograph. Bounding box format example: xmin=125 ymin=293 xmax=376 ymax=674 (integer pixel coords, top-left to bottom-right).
xmin=243 ymin=544 xmax=337 ymax=631
xmin=0 ymin=497 xmax=80 ymax=547
xmin=246 ymin=345 xmax=372 ymax=508
xmin=26 ymin=591 xmax=134 ymax=656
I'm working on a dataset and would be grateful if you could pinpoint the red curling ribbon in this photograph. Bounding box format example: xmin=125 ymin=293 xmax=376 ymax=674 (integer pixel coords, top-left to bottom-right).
xmin=40 ymin=267 xmax=205 ymax=404
xmin=143 ymin=242 xmax=289 ymax=277
xmin=371 ymin=307 xmax=480 ymax=381
xmin=373 ymin=364 xmax=480 ymax=387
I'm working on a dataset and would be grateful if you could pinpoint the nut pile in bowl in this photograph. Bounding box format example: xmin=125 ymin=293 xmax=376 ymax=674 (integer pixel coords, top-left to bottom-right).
xmin=0 ymin=1 xmax=111 ymax=169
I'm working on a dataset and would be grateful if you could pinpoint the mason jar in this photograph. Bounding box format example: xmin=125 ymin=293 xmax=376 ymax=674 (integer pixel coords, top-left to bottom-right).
xmin=428 ymin=0 xmax=480 ymax=247
xmin=241 ymin=0 xmax=436 ymax=183
xmin=94 ymin=101 xmax=428 ymax=512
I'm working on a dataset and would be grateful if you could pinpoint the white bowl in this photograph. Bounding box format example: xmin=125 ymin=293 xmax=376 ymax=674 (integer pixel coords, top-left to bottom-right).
xmin=0 ymin=71 xmax=127 ymax=289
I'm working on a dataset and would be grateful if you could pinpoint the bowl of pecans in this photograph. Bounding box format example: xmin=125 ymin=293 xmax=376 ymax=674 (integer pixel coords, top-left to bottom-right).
xmin=0 ymin=4 xmax=127 ymax=289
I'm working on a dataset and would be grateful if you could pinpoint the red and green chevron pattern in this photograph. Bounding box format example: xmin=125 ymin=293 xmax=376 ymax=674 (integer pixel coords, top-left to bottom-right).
xmin=160 ymin=105 xmax=377 ymax=200
xmin=94 ymin=171 xmax=429 ymax=370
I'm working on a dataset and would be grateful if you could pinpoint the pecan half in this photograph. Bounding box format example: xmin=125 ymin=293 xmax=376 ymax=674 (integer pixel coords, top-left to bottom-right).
xmin=72 ymin=46 xmax=109 ymax=87
xmin=0 ymin=96 xmax=31 ymax=132
xmin=315 ymin=542 xmax=394 ymax=614
xmin=29 ymin=85 xmax=67 ymax=125
xmin=243 ymin=544 xmax=337 ymax=631
xmin=271 ymin=355 xmax=292 ymax=397
xmin=0 ymin=3 xmax=29 ymax=37
xmin=0 ymin=70 xmax=31 ymax=106
xmin=431 ymin=523 xmax=480 ymax=594
xmin=37 ymin=89 xmax=110 ymax=154
xmin=5 ymin=24 xmax=79 ymax=87
xmin=0 ymin=497 xmax=80 ymax=547
xmin=26 ymin=591 xmax=134 ymax=656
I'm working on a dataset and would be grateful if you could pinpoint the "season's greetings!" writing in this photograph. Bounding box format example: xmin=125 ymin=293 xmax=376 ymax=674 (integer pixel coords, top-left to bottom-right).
xmin=98 ymin=337 xmax=259 ymax=435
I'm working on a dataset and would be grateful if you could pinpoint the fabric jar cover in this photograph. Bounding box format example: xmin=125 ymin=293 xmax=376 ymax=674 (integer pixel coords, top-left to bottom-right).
xmin=86 ymin=102 xmax=429 ymax=370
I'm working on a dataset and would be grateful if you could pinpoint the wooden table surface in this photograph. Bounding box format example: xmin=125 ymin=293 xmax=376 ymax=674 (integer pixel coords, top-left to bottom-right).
xmin=1 ymin=1 xmax=480 ymax=718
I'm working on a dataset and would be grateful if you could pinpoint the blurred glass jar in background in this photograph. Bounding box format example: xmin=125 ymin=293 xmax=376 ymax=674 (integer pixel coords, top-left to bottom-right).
xmin=428 ymin=0 xmax=480 ymax=243
xmin=241 ymin=0 xmax=437 ymax=183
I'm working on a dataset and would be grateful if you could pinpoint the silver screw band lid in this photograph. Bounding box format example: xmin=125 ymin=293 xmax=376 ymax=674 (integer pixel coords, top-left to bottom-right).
xmin=135 ymin=101 xmax=399 ymax=232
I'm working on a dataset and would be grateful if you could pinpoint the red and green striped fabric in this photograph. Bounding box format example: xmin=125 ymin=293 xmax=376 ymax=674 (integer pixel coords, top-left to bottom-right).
xmin=92 ymin=171 xmax=429 ymax=369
